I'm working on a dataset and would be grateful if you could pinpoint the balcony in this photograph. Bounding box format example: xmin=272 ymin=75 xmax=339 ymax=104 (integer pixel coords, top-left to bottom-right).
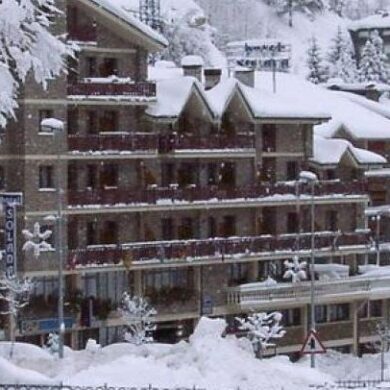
xmin=67 ymin=231 xmax=372 ymax=269
xmin=67 ymin=82 xmax=157 ymax=97
xmin=158 ymin=133 xmax=255 ymax=153
xmin=68 ymin=133 xmax=158 ymax=152
xmin=227 ymin=274 xmax=390 ymax=309
xmin=67 ymin=181 xmax=368 ymax=207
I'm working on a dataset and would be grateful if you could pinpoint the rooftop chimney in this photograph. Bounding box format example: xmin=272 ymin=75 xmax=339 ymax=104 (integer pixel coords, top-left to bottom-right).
xmin=234 ymin=67 xmax=255 ymax=88
xmin=204 ymin=68 xmax=222 ymax=90
xmin=181 ymin=55 xmax=204 ymax=83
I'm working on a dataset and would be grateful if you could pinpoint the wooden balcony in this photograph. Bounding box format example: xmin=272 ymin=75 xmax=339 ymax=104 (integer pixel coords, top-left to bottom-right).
xmin=67 ymin=231 xmax=372 ymax=269
xmin=67 ymin=82 xmax=157 ymax=97
xmin=68 ymin=133 xmax=158 ymax=152
xmin=67 ymin=181 xmax=368 ymax=207
xmin=227 ymin=274 xmax=390 ymax=309
xmin=158 ymin=133 xmax=255 ymax=152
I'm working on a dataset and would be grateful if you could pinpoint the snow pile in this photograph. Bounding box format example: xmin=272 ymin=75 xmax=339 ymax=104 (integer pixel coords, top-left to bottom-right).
xmin=0 ymin=318 xmax=332 ymax=389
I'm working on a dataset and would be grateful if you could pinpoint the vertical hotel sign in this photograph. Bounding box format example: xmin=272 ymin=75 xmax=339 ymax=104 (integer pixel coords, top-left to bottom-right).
xmin=1 ymin=193 xmax=23 ymax=279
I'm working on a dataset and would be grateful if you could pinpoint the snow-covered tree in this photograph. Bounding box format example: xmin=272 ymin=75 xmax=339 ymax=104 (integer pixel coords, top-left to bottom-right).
xmin=22 ymin=222 xmax=53 ymax=259
xmin=327 ymin=27 xmax=358 ymax=83
xmin=359 ymin=31 xmax=389 ymax=83
xmin=236 ymin=312 xmax=286 ymax=357
xmin=0 ymin=276 xmax=32 ymax=340
xmin=46 ymin=332 xmax=60 ymax=356
xmin=283 ymin=256 xmax=307 ymax=283
xmin=0 ymin=0 xmax=70 ymax=128
xmin=328 ymin=0 xmax=346 ymax=16
xmin=119 ymin=293 xmax=157 ymax=345
xmin=306 ymin=36 xmax=328 ymax=84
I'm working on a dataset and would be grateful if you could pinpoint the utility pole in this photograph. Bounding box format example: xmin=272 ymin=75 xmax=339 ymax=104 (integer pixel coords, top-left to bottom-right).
xmin=377 ymin=322 xmax=390 ymax=381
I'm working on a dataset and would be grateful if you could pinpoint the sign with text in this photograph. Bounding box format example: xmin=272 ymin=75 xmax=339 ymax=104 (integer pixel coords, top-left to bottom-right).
xmin=1 ymin=193 xmax=23 ymax=280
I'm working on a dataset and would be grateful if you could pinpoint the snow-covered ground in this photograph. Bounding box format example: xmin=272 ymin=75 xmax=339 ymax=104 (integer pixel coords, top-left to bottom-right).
xmin=1 ymin=318 xmax=390 ymax=389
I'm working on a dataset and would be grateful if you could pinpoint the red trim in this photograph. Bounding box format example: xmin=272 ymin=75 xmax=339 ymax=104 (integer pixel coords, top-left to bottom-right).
xmin=300 ymin=330 xmax=326 ymax=355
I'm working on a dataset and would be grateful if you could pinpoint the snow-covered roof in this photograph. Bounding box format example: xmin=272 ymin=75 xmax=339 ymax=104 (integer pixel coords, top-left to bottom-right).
xmin=313 ymin=135 xmax=386 ymax=166
xmin=348 ymin=13 xmax=390 ymax=31
xmin=181 ymin=55 xmax=204 ymax=67
xmin=82 ymin=0 xmax=168 ymax=49
xmin=146 ymin=77 xmax=208 ymax=118
xmin=206 ymin=78 xmax=329 ymax=121
xmin=255 ymin=72 xmax=390 ymax=141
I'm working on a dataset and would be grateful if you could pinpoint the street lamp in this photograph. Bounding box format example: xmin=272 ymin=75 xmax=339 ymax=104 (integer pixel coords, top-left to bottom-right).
xmin=298 ymin=170 xmax=318 ymax=369
xmin=41 ymin=118 xmax=65 ymax=359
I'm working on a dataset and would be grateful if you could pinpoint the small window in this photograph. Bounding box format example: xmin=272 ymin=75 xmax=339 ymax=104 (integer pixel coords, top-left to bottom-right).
xmin=67 ymin=109 xmax=79 ymax=135
xmin=329 ymin=303 xmax=349 ymax=322
xmin=101 ymin=163 xmax=118 ymax=188
xmin=262 ymin=124 xmax=276 ymax=152
xmin=87 ymin=165 xmax=97 ymax=189
xmin=102 ymin=221 xmax=118 ymax=244
xmin=162 ymin=218 xmax=174 ymax=241
xmin=326 ymin=210 xmax=338 ymax=231
xmin=286 ymin=161 xmax=298 ymax=181
xmin=369 ymin=300 xmax=383 ymax=318
xmin=68 ymin=163 xmax=78 ymax=191
xmin=99 ymin=57 xmax=118 ymax=77
xmin=86 ymin=221 xmax=98 ymax=246
xmin=86 ymin=57 xmax=97 ymax=77
xmin=222 ymin=215 xmax=236 ymax=238
xmin=87 ymin=111 xmax=98 ymax=135
xmin=178 ymin=217 xmax=193 ymax=240
xmin=207 ymin=163 xmax=218 ymax=185
xmin=39 ymin=110 xmax=54 ymax=133
xmin=39 ymin=166 xmax=54 ymax=189
xmin=315 ymin=305 xmax=327 ymax=324
xmin=99 ymin=110 xmax=118 ymax=133
xmin=208 ymin=217 xmax=217 ymax=238
xmin=287 ymin=212 xmax=298 ymax=234
xmin=281 ymin=308 xmax=301 ymax=327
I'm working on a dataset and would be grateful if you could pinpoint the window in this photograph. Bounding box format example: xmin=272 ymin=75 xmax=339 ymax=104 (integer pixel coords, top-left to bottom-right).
xmin=162 ymin=218 xmax=174 ymax=241
xmin=178 ymin=217 xmax=193 ymax=240
xmin=329 ymin=303 xmax=349 ymax=322
xmin=67 ymin=218 xmax=78 ymax=250
xmin=315 ymin=305 xmax=328 ymax=324
xmin=178 ymin=163 xmax=196 ymax=187
xmin=100 ymin=57 xmax=118 ymax=77
xmin=208 ymin=217 xmax=217 ymax=238
xmin=262 ymin=124 xmax=276 ymax=152
xmin=144 ymin=269 xmax=192 ymax=291
xmin=228 ymin=263 xmax=249 ymax=286
xmin=87 ymin=165 xmax=97 ymax=189
xmin=41 ymin=224 xmax=55 ymax=247
xmin=286 ymin=161 xmax=298 ymax=181
xmin=67 ymin=109 xmax=78 ymax=135
xmin=326 ymin=210 xmax=338 ymax=231
xmin=287 ymin=212 xmax=298 ymax=234
xmin=219 ymin=162 xmax=236 ymax=187
xmin=0 ymin=166 xmax=5 ymax=190
xmin=261 ymin=158 xmax=276 ymax=182
xmin=99 ymin=110 xmax=118 ymax=133
xmin=325 ymin=169 xmax=336 ymax=180
xmin=261 ymin=208 xmax=276 ymax=235
xmin=101 ymin=163 xmax=118 ymax=188
xmin=207 ymin=163 xmax=218 ymax=185
xmin=281 ymin=308 xmax=301 ymax=327
xmin=86 ymin=57 xmax=97 ymax=77
xmin=162 ymin=163 xmax=174 ymax=187
xmin=369 ymin=300 xmax=383 ymax=317
xmin=86 ymin=221 xmax=98 ymax=246
xmin=102 ymin=221 xmax=118 ymax=244
xmin=87 ymin=111 xmax=98 ymax=135
xmin=221 ymin=215 xmax=236 ymax=238
xmin=39 ymin=166 xmax=54 ymax=189
xmin=68 ymin=163 xmax=78 ymax=191
xmin=39 ymin=109 xmax=53 ymax=133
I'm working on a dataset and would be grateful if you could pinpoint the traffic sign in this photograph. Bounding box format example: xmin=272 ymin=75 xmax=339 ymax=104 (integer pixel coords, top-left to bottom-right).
xmin=300 ymin=330 xmax=326 ymax=355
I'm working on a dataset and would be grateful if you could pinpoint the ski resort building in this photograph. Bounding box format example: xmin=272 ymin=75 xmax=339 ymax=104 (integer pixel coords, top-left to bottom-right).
xmin=3 ymin=0 xmax=390 ymax=358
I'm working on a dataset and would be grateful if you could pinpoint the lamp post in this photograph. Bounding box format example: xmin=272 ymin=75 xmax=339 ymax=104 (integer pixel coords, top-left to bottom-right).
xmin=41 ymin=118 xmax=65 ymax=359
xmin=299 ymin=170 xmax=318 ymax=369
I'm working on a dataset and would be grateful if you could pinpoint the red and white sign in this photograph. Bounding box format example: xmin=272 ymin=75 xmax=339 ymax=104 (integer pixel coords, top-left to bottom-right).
xmin=300 ymin=330 xmax=326 ymax=355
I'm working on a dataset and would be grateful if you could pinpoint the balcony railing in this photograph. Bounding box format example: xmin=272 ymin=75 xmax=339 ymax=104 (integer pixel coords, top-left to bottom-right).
xmin=67 ymin=181 xmax=368 ymax=207
xmin=158 ymin=133 xmax=255 ymax=152
xmin=68 ymin=231 xmax=372 ymax=268
xmin=227 ymin=278 xmax=373 ymax=306
xmin=67 ymin=82 xmax=156 ymax=97
xmin=68 ymin=133 xmax=158 ymax=152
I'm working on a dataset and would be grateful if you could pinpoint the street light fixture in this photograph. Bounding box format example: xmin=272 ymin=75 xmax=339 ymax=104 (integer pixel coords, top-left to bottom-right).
xmin=298 ymin=170 xmax=318 ymax=369
xmin=41 ymin=117 xmax=65 ymax=359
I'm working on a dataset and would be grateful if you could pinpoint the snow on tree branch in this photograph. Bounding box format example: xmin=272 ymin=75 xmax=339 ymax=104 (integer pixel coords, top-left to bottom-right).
xmin=0 ymin=276 xmax=32 ymax=316
xmin=0 ymin=0 xmax=71 ymax=128
xmin=119 ymin=292 xmax=157 ymax=345
xmin=236 ymin=312 xmax=286 ymax=357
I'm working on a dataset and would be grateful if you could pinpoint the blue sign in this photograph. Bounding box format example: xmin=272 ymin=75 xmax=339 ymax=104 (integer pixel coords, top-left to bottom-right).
xmin=5 ymin=203 xmax=17 ymax=279
xmin=39 ymin=318 xmax=74 ymax=332
xmin=0 ymin=193 xmax=23 ymax=206
xmin=201 ymin=295 xmax=214 ymax=316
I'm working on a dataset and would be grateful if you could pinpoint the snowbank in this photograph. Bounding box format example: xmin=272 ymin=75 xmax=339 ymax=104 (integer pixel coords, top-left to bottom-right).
xmin=0 ymin=318 xmax=332 ymax=389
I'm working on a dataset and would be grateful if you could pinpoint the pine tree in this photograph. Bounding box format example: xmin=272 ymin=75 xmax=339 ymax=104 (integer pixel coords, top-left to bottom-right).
xmin=327 ymin=27 xmax=358 ymax=83
xmin=306 ymin=36 xmax=328 ymax=84
xmin=359 ymin=31 xmax=389 ymax=83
